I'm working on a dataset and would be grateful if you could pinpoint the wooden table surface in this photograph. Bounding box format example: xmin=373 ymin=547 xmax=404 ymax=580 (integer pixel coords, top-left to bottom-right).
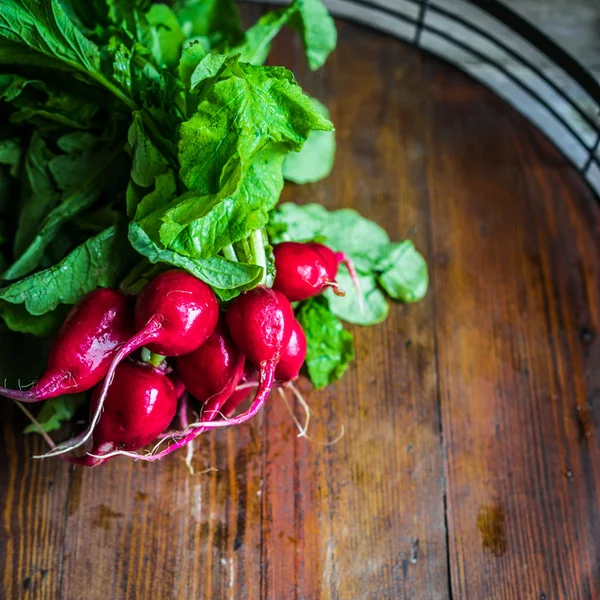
xmin=1 ymin=12 xmax=600 ymax=600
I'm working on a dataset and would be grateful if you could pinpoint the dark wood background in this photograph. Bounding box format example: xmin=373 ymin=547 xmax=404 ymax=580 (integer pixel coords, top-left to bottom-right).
xmin=1 ymin=10 xmax=600 ymax=600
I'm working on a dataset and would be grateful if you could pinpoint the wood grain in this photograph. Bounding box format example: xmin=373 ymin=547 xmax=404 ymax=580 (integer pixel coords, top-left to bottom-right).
xmin=1 ymin=11 xmax=599 ymax=600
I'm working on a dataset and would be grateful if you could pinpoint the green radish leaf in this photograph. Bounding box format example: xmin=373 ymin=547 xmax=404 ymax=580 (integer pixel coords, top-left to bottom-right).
xmin=129 ymin=222 xmax=263 ymax=300
xmin=283 ymin=97 xmax=335 ymax=184
xmin=185 ymin=52 xmax=240 ymax=91
xmin=178 ymin=42 xmax=207 ymax=89
xmin=24 ymin=394 xmax=86 ymax=434
xmin=267 ymin=202 xmax=329 ymax=243
xmin=376 ymin=241 xmax=429 ymax=303
xmin=0 ymin=0 xmax=101 ymax=73
xmin=174 ymin=0 xmax=244 ymax=49
xmin=178 ymin=60 xmax=332 ymax=194
xmin=12 ymin=134 xmax=59 ymax=260
xmin=0 ymin=138 xmax=22 ymax=176
xmin=0 ymin=301 xmax=67 ymax=337
xmin=0 ymin=224 xmax=135 ymax=315
xmin=238 ymin=9 xmax=291 ymax=66
xmin=150 ymin=146 xmax=285 ymax=258
xmin=237 ymin=0 xmax=336 ymax=70
xmin=288 ymin=0 xmax=337 ymax=70
xmin=325 ymin=270 xmax=389 ymax=326
xmin=128 ymin=112 xmax=169 ymax=188
xmin=0 ymin=74 xmax=99 ymax=131
xmin=3 ymin=140 xmax=124 ymax=281
xmin=133 ymin=170 xmax=177 ymax=221
xmin=296 ymin=296 xmax=354 ymax=389
xmin=146 ymin=4 xmax=186 ymax=68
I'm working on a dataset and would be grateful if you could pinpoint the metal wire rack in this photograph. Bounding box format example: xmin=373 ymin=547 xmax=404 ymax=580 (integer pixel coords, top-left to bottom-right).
xmin=252 ymin=0 xmax=600 ymax=198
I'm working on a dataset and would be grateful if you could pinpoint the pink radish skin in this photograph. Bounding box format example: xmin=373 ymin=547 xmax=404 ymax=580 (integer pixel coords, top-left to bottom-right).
xmin=273 ymin=241 xmax=342 ymax=302
xmin=175 ymin=320 xmax=245 ymax=420
xmin=224 ymin=285 xmax=294 ymax=418
xmin=272 ymin=241 xmax=362 ymax=303
xmin=0 ymin=289 xmax=133 ymax=403
xmin=43 ymin=270 xmax=218 ymax=457
xmin=168 ymin=372 xmax=187 ymax=400
xmin=91 ymin=287 xmax=295 ymax=463
xmin=302 ymin=242 xmax=364 ymax=311
xmin=275 ymin=319 xmax=307 ymax=382
xmin=70 ymin=362 xmax=177 ymax=467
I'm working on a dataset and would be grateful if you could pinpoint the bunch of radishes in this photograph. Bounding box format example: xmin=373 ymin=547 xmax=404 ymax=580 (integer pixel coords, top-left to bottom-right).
xmin=4 ymin=241 xmax=357 ymax=467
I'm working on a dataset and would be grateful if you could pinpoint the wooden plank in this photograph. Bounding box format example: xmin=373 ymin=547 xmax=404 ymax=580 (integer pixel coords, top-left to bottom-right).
xmin=0 ymin=410 xmax=71 ymax=600
xmin=424 ymin=61 xmax=600 ymax=598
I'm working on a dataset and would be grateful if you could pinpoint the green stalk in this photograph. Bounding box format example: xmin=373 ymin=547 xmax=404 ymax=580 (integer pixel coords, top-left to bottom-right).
xmin=86 ymin=69 xmax=178 ymax=169
xmin=141 ymin=347 xmax=166 ymax=368
xmin=88 ymin=71 xmax=137 ymax=111
xmin=249 ymin=229 xmax=267 ymax=285
xmin=148 ymin=352 xmax=166 ymax=368
xmin=222 ymin=244 xmax=238 ymax=262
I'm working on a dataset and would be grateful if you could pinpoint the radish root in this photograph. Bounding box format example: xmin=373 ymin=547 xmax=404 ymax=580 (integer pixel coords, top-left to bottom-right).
xmin=38 ymin=316 xmax=164 ymax=459
xmin=86 ymin=361 xmax=276 ymax=463
xmin=14 ymin=401 xmax=57 ymax=449
xmin=278 ymin=383 xmax=345 ymax=446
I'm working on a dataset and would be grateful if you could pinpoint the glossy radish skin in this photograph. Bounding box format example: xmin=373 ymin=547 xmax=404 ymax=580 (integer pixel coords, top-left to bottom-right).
xmin=65 ymin=288 xmax=294 ymax=465
xmin=222 ymin=286 xmax=295 ymax=424
xmin=275 ymin=319 xmax=307 ymax=382
xmin=226 ymin=287 xmax=294 ymax=367
xmin=135 ymin=270 xmax=219 ymax=356
xmin=0 ymin=289 xmax=133 ymax=403
xmin=309 ymin=242 xmax=339 ymax=278
xmin=273 ymin=242 xmax=339 ymax=302
xmin=71 ymin=362 xmax=177 ymax=466
xmin=273 ymin=241 xmax=363 ymax=307
xmin=175 ymin=320 xmax=245 ymax=419
xmin=43 ymin=270 xmax=218 ymax=458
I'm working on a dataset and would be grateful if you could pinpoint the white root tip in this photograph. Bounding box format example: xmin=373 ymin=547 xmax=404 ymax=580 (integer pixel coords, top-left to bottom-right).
xmin=278 ymin=383 xmax=345 ymax=446
xmin=184 ymin=441 xmax=195 ymax=475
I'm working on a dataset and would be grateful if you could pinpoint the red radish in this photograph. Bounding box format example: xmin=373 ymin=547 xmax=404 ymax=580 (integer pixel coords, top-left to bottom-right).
xmin=275 ymin=319 xmax=307 ymax=382
xmin=132 ymin=269 xmax=219 ymax=357
xmin=310 ymin=242 xmax=339 ymax=276
xmin=272 ymin=241 xmax=362 ymax=304
xmin=88 ymin=286 xmax=295 ymax=463
xmin=44 ymin=269 xmax=218 ymax=457
xmin=169 ymin=373 xmax=187 ymax=400
xmin=175 ymin=320 xmax=245 ymax=420
xmin=0 ymin=289 xmax=133 ymax=403
xmin=87 ymin=371 xmax=259 ymax=463
xmin=224 ymin=285 xmax=294 ymax=416
xmin=68 ymin=362 xmax=177 ymax=467
xmin=61 ymin=287 xmax=295 ymax=464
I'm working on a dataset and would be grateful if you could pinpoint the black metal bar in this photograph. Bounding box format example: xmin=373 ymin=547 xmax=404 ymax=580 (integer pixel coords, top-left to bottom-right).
xmin=413 ymin=0 xmax=429 ymax=47
xmin=342 ymin=0 xmax=598 ymax=135
xmin=466 ymin=0 xmax=600 ymax=105
xmin=583 ymin=134 xmax=600 ymax=174
xmin=426 ymin=1 xmax=598 ymax=132
xmin=419 ymin=20 xmax=593 ymax=156
xmin=336 ymin=0 xmax=594 ymax=155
